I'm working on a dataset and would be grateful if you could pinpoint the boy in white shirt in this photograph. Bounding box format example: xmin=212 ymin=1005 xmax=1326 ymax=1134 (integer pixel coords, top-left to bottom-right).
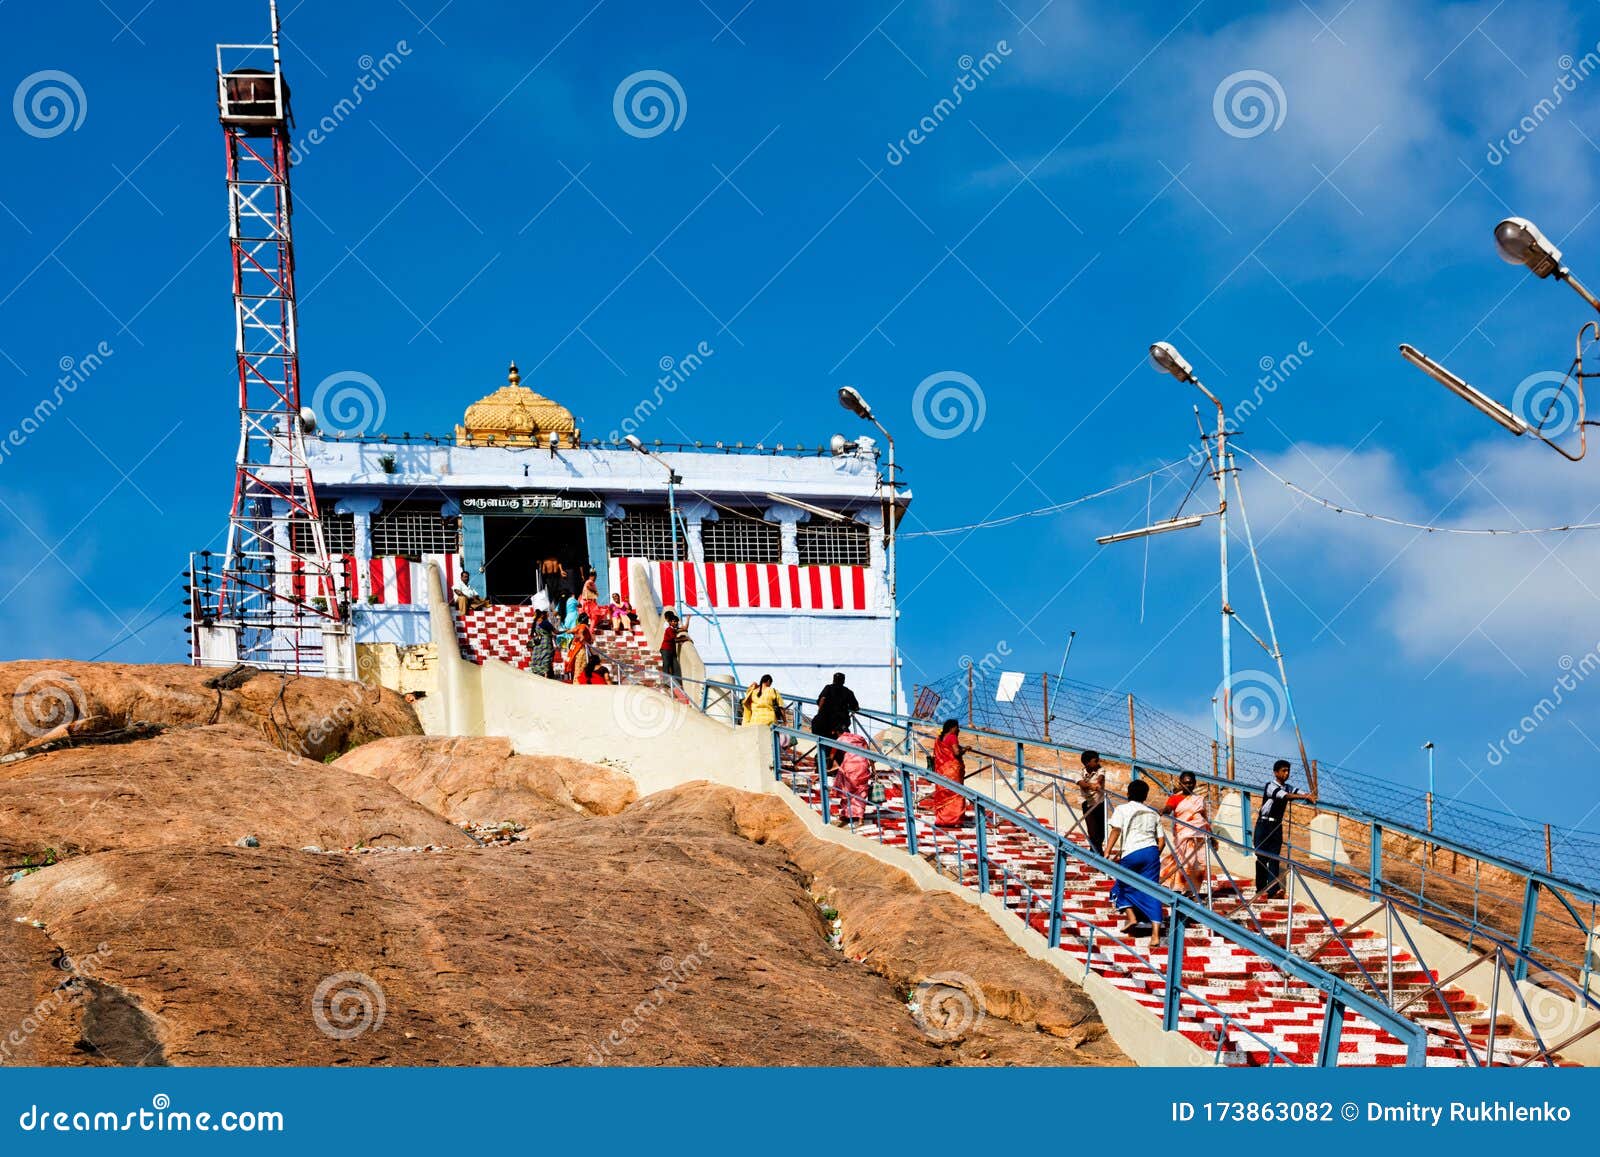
xmin=1103 ymin=777 xmax=1167 ymax=947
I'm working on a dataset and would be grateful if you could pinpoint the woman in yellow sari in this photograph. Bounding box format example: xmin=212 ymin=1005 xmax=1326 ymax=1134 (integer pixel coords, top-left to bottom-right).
xmin=1160 ymin=771 xmax=1212 ymax=896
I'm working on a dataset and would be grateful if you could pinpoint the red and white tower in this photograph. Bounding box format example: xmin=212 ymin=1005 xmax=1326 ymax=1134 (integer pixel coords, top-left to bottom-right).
xmin=197 ymin=1 xmax=343 ymax=672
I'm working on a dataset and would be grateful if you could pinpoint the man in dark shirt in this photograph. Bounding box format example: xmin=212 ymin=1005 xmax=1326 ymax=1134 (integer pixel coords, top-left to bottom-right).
xmin=1254 ymin=759 xmax=1314 ymax=899
xmin=811 ymin=672 xmax=859 ymax=770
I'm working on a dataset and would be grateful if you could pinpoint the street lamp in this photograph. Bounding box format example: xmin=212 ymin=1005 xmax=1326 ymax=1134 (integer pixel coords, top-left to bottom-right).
xmin=1147 ymin=341 xmax=1237 ymax=782
xmin=1401 ymin=216 xmax=1600 ymax=459
xmin=836 ymin=386 xmax=900 ymax=719
xmin=625 ymin=434 xmax=684 ymax=611
xmin=1494 ymin=216 xmax=1600 ymax=311
xmin=1095 ymin=515 xmax=1205 ymax=545
xmin=1397 ymin=344 xmax=1529 ymax=435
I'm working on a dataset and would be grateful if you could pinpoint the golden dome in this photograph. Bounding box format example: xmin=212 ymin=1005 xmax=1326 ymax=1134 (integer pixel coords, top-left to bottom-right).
xmin=454 ymin=362 xmax=580 ymax=447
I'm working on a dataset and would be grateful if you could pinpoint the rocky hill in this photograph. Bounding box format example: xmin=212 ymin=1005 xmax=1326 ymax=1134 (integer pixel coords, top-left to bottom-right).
xmin=0 ymin=663 xmax=1123 ymax=1067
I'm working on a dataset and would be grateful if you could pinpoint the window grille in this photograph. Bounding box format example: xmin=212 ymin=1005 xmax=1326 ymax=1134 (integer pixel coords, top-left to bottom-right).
xmin=797 ymin=520 xmax=870 ymax=567
xmin=289 ymin=513 xmax=356 ymax=556
xmin=372 ymin=506 xmax=455 ymax=558
xmin=700 ymin=512 xmax=781 ymax=563
xmin=606 ymin=510 xmax=685 ymax=559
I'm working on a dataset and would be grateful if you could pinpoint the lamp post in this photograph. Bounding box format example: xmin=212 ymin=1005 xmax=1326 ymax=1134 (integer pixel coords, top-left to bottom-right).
xmin=1423 ymin=740 xmax=1435 ymax=796
xmin=624 ymin=435 xmax=683 ymax=611
xmin=837 ymin=386 xmax=900 ymax=719
xmin=1400 ymin=215 xmax=1597 ymax=459
xmin=1102 ymin=342 xmax=1237 ymax=781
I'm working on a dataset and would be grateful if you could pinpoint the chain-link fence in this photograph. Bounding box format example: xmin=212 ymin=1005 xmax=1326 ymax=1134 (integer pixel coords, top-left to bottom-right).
xmin=915 ymin=666 xmax=1600 ymax=890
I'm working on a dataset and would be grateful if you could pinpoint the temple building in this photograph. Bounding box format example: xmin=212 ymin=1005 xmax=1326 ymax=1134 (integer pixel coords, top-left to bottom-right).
xmin=192 ymin=363 xmax=908 ymax=712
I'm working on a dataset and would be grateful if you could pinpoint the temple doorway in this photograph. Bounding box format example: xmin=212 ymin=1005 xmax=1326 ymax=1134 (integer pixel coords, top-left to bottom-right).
xmin=481 ymin=516 xmax=590 ymax=604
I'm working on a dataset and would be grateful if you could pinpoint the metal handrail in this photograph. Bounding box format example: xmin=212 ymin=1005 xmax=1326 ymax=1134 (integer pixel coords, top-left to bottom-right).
xmin=865 ymin=706 xmax=1599 ymax=985
xmin=772 ymin=723 xmax=1429 ymax=1066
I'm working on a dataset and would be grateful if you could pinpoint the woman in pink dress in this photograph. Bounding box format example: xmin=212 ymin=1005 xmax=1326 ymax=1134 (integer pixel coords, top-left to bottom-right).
xmin=831 ymin=731 xmax=874 ymax=822
xmin=1160 ymin=771 xmax=1212 ymax=895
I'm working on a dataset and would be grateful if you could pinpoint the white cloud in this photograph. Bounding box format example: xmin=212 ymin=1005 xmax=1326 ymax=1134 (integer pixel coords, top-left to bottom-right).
xmin=1234 ymin=436 xmax=1600 ymax=669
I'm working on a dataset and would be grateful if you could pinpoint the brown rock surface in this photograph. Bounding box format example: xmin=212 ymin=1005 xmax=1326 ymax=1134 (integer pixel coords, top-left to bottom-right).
xmin=4 ymin=783 xmax=1123 ymax=1066
xmin=334 ymin=736 xmax=638 ymax=826
xmin=0 ymin=724 xmax=473 ymax=863
xmin=0 ymin=663 xmax=1123 ymax=1067
xmin=0 ymin=661 xmax=418 ymax=760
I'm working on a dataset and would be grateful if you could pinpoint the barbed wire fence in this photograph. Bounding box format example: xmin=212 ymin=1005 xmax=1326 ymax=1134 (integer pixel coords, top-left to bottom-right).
xmin=915 ymin=665 xmax=1600 ymax=890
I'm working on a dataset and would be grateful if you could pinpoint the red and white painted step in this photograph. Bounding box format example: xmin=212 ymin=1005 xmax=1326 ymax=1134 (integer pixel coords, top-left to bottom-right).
xmin=780 ymin=753 xmax=1563 ymax=1068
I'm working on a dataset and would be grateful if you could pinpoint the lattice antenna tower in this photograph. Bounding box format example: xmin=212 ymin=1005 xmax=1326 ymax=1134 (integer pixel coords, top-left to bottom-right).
xmin=214 ymin=0 xmax=341 ymax=669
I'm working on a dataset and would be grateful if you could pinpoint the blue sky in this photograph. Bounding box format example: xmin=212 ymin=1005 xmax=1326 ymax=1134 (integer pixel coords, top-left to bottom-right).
xmin=4 ymin=0 xmax=1600 ymax=828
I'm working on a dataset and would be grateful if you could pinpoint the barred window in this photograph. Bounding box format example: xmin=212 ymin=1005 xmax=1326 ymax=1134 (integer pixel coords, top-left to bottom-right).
xmin=797 ymin=520 xmax=870 ymax=567
xmin=289 ymin=513 xmax=356 ymax=556
xmin=372 ymin=505 xmax=455 ymax=558
xmin=606 ymin=510 xmax=684 ymax=559
xmin=700 ymin=512 xmax=781 ymax=563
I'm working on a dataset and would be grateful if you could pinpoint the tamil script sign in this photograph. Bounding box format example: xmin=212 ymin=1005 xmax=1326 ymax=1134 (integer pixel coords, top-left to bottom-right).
xmin=459 ymin=493 xmax=606 ymax=517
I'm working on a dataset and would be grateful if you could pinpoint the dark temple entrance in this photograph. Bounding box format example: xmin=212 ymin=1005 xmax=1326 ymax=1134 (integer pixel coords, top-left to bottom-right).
xmin=482 ymin=516 xmax=590 ymax=604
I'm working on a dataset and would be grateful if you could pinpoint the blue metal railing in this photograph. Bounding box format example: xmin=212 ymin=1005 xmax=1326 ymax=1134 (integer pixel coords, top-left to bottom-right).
xmin=771 ymin=722 xmax=1430 ymax=1067
xmin=656 ymin=673 xmax=1600 ymax=1062
xmin=816 ymin=690 xmax=1600 ymax=992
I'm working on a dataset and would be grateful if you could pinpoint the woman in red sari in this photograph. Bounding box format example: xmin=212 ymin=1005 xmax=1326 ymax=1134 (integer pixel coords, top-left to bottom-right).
xmin=922 ymin=719 xmax=967 ymax=827
xmin=565 ymin=613 xmax=594 ymax=683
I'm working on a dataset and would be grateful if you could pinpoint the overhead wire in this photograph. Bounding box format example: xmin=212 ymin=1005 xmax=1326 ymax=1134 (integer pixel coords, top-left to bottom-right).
xmin=1233 ymin=446 xmax=1600 ymax=536
xmin=899 ymin=457 xmax=1193 ymax=539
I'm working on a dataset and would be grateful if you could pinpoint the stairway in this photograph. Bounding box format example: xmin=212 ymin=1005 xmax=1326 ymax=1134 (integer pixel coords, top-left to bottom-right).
xmin=780 ymin=749 xmax=1563 ymax=1068
xmin=453 ymin=605 xmax=682 ymax=694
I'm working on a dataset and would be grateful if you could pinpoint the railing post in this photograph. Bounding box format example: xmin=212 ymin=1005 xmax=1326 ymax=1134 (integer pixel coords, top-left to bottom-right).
xmin=1047 ymin=845 xmax=1066 ymax=948
xmin=1015 ymin=740 xmax=1025 ymax=793
xmin=974 ymin=803 xmax=989 ymax=895
xmin=1042 ymin=673 xmax=1051 ymax=742
xmin=1515 ymin=877 xmax=1539 ymax=981
xmin=1316 ymin=992 xmax=1344 ymax=1067
xmin=1127 ymin=693 xmax=1137 ymax=762
xmin=1240 ymin=791 xmax=1253 ymax=853
xmin=771 ymin=728 xmax=782 ymax=783
xmin=899 ymin=765 xmax=919 ymax=857
xmin=1161 ymin=905 xmax=1186 ymax=1032
xmin=700 ymin=680 xmax=710 ymax=712
xmin=1369 ymin=821 xmax=1382 ymax=900
xmin=818 ymin=742 xmax=832 ymax=824
xmin=966 ymin=663 xmax=974 ymax=727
